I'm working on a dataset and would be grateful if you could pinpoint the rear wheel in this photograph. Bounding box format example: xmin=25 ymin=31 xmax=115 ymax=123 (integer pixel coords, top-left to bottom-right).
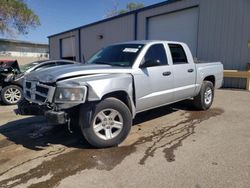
xmin=80 ymin=98 xmax=132 ymax=148
xmin=193 ymin=81 xmax=214 ymax=110
xmin=1 ymin=85 xmax=23 ymax=105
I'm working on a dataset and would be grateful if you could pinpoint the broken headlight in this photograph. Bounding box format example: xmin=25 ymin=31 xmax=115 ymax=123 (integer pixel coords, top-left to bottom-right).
xmin=54 ymin=86 xmax=87 ymax=103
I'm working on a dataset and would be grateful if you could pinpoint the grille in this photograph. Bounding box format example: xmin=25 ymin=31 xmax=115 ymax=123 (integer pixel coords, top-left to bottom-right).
xmin=35 ymin=94 xmax=47 ymax=102
xmin=36 ymin=85 xmax=49 ymax=94
xmin=24 ymin=81 xmax=51 ymax=104
xmin=26 ymin=91 xmax=31 ymax=98
xmin=26 ymin=82 xmax=31 ymax=89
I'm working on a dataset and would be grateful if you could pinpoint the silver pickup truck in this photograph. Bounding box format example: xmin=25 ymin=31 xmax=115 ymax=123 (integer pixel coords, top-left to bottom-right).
xmin=19 ymin=40 xmax=223 ymax=148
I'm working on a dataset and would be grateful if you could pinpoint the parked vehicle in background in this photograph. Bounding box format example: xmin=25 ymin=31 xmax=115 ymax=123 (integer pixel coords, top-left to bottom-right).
xmin=18 ymin=40 xmax=224 ymax=148
xmin=0 ymin=59 xmax=78 ymax=105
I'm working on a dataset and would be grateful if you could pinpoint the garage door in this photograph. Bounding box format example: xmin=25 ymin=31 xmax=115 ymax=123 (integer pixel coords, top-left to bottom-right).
xmin=61 ymin=36 xmax=76 ymax=60
xmin=147 ymin=7 xmax=199 ymax=55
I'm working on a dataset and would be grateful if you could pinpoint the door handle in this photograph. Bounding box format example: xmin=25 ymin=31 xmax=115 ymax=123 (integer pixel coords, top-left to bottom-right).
xmin=188 ymin=69 xmax=194 ymax=73
xmin=162 ymin=71 xmax=171 ymax=76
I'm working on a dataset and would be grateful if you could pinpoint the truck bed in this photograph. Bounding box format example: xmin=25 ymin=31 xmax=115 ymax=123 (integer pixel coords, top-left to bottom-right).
xmin=195 ymin=61 xmax=224 ymax=89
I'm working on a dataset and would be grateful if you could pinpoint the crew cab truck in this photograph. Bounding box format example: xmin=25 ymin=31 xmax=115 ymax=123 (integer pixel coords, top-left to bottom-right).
xmin=19 ymin=41 xmax=223 ymax=148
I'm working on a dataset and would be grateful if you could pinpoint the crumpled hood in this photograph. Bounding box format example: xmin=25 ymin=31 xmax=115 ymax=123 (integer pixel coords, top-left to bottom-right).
xmin=25 ymin=64 xmax=134 ymax=83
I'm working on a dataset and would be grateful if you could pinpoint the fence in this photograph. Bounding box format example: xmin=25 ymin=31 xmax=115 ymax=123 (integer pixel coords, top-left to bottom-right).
xmin=224 ymin=70 xmax=250 ymax=91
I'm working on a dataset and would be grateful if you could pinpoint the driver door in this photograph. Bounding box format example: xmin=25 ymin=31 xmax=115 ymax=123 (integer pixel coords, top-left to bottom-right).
xmin=134 ymin=43 xmax=174 ymax=112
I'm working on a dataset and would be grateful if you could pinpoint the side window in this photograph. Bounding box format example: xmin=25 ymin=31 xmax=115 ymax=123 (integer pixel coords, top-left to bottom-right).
xmin=169 ymin=44 xmax=188 ymax=64
xmin=144 ymin=44 xmax=168 ymax=66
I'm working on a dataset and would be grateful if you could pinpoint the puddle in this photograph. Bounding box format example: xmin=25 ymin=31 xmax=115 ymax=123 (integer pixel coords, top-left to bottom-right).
xmin=0 ymin=146 xmax=136 ymax=188
xmin=136 ymin=108 xmax=224 ymax=163
xmin=0 ymin=108 xmax=224 ymax=188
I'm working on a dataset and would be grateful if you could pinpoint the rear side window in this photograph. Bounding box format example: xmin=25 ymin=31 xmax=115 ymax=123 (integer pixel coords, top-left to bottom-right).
xmin=144 ymin=44 xmax=168 ymax=65
xmin=169 ymin=44 xmax=188 ymax=64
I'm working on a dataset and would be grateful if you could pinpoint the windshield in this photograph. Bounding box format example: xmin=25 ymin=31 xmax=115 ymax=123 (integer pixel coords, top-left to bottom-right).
xmin=19 ymin=61 xmax=45 ymax=72
xmin=86 ymin=44 xmax=144 ymax=67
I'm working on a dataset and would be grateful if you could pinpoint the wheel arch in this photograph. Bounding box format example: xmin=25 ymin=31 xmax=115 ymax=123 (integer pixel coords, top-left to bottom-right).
xmin=101 ymin=90 xmax=136 ymax=117
xmin=1 ymin=83 xmax=23 ymax=90
xmin=203 ymin=75 xmax=215 ymax=86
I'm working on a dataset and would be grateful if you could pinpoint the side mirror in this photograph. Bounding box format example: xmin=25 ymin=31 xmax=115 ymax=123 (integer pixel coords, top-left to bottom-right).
xmin=140 ymin=59 xmax=160 ymax=68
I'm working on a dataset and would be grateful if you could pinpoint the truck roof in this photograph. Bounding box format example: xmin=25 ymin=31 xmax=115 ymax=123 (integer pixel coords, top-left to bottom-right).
xmin=113 ymin=40 xmax=185 ymax=45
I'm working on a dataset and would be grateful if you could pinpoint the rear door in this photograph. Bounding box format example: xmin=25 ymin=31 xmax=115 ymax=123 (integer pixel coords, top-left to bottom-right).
xmin=169 ymin=44 xmax=196 ymax=100
xmin=134 ymin=43 xmax=174 ymax=112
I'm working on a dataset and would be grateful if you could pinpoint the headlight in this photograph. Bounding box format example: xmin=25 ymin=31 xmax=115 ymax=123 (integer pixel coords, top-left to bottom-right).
xmin=54 ymin=86 xmax=87 ymax=103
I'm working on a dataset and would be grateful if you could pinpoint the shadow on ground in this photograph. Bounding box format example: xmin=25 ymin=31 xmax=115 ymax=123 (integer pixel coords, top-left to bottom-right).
xmin=0 ymin=100 xmax=193 ymax=151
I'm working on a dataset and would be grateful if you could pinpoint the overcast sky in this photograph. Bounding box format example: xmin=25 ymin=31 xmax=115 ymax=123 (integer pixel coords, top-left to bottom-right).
xmin=4 ymin=0 xmax=164 ymax=44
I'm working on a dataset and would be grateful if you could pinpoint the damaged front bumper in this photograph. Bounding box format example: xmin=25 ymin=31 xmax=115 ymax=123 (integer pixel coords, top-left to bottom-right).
xmin=16 ymin=99 xmax=79 ymax=126
xmin=16 ymin=100 xmax=69 ymax=125
xmin=44 ymin=110 xmax=68 ymax=125
xmin=16 ymin=100 xmax=47 ymax=116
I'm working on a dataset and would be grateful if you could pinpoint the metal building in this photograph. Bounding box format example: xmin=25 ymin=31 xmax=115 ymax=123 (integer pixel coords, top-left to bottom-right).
xmin=48 ymin=0 xmax=250 ymax=88
xmin=0 ymin=38 xmax=49 ymax=58
xmin=0 ymin=38 xmax=49 ymax=65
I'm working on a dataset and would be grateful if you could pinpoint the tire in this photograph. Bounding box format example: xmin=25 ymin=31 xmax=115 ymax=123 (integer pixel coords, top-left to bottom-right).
xmin=80 ymin=98 xmax=132 ymax=148
xmin=1 ymin=85 xmax=23 ymax=105
xmin=193 ymin=81 xmax=214 ymax=110
xmin=17 ymin=98 xmax=42 ymax=115
xmin=17 ymin=98 xmax=29 ymax=115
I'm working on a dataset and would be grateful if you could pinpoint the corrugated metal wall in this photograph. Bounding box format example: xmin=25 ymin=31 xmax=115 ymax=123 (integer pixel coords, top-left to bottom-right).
xmin=80 ymin=14 xmax=135 ymax=60
xmin=136 ymin=0 xmax=199 ymax=40
xmin=49 ymin=30 xmax=80 ymax=61
xmin=198 ymin=0 xmax=250 ymax=88
xmin=49 ymin=0 xmax=250 ymax=88
xmin=136 ymin=0 xmax=250 ymax=88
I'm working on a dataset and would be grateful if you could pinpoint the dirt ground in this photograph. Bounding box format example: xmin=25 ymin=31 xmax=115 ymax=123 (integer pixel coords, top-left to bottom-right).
xmin=0 ymin=89 xmax=249 ymax=188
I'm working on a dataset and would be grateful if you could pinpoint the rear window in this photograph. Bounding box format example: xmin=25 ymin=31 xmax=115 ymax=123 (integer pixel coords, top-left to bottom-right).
xmin=169 ymin=44 xmax=188 ymax=64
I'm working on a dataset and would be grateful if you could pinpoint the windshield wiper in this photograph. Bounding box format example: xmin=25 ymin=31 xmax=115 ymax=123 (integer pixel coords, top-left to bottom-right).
xmin=93 ymin=61 xmax=127 ymax=67
xmin=94 ymin=61 xmax=112 ymax=65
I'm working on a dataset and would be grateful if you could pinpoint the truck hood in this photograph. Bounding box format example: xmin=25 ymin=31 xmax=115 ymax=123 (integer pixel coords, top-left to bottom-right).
xmin=25 ymin=64 xmax=134 ymax=83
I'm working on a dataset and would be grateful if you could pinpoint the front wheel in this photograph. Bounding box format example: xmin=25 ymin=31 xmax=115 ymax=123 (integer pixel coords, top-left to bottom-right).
xmin=80 ymin=98 xmax=132 ymax=148
xmin=193 ymin=81 xmax=214 ymax=110
xmin=1 ymin=85 xmax=23 ymax=105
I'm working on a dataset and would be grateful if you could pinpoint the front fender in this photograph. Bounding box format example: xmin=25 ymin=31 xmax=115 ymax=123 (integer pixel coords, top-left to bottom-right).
xmin=55 ymin=73 xmax=136 ymax=116
xmin=86 ymin=74 xmax=136 ymax=117
xmin=86 ymin=74 xmax=132 ymax=100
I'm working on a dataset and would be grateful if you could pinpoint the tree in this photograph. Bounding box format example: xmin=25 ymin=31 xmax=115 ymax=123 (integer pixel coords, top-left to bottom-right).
xmin=120 ymin=2 xmax=144 ymax=14
xmin=0 ymin=0 xmax=40 ymax=36
xmin=105 ymin=1 xmax=144 ymax=18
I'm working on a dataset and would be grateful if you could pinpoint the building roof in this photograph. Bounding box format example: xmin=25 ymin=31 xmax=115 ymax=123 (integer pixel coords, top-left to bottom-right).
xmin=0 ymin=38 xmax=48 ymax=46
xmin=48 ymin=0 xmax=181 ymax=38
